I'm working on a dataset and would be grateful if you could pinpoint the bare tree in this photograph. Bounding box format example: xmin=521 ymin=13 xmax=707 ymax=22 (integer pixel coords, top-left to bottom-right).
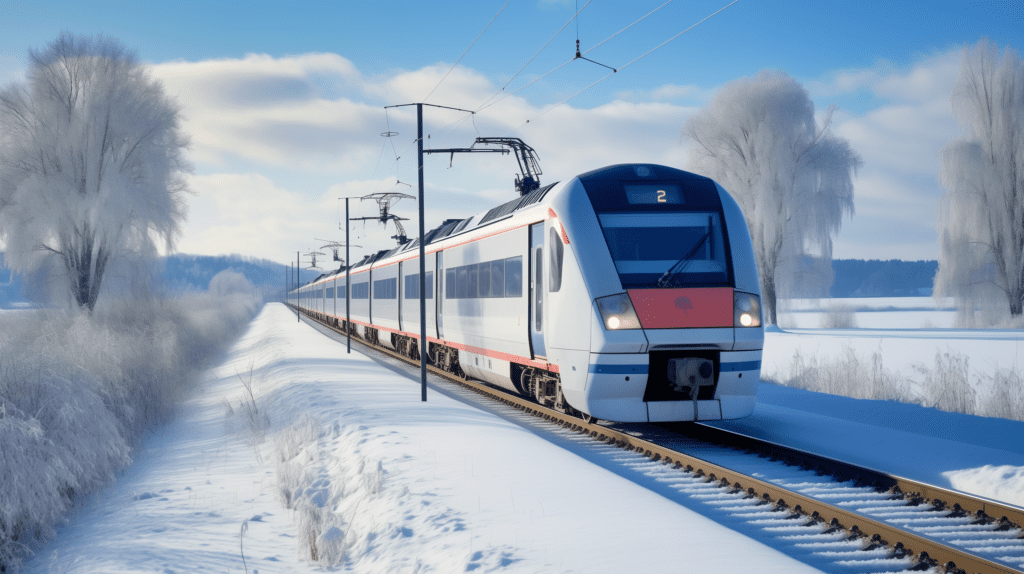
xmin=0 ymin=32 xmax=190 ymax=312
xmin=684 ymin=70 xmax=861 ymax=325
xmin=935 ymin=40 xmax=1024 ymax=325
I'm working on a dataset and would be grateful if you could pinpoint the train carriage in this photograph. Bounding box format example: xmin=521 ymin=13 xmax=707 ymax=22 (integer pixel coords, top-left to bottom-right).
xmin=292 ymin=164 xmax=763 ymax=423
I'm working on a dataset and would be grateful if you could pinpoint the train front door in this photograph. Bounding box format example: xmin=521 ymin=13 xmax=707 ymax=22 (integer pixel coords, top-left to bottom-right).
xmin=529 ymin=223 xmax=546 ymax=359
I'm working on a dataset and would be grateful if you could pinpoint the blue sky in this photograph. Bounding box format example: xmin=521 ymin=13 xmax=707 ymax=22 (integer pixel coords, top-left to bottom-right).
xmin=1 ymin=0 xmax=1022 ymax=265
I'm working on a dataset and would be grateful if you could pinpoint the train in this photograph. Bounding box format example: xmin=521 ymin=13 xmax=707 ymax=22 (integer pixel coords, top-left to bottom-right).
xmin=289 ymin=163 xmax=763 ymax=423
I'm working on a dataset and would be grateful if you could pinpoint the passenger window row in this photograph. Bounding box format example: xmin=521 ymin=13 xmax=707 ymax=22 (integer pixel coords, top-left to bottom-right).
xmin=351 ymin=282 xmax=369 ymax=300
xmin=445 ymin=256 xmax=523 ymax=299
xmin=305 ymin=256 xmax=522 ymax=303
xmin=405 ymin=272 xmax=434 ymax=299
xmin=373 ymin=278 xmax=397 ymax=300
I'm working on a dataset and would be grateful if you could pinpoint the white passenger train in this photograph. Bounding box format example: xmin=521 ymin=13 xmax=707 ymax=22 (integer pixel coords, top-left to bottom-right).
xmin=290 ymin=164 xmax=763 ymax=423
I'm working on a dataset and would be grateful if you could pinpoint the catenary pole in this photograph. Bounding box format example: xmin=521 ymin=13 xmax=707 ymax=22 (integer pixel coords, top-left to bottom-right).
xmin=417 ymin=103 xmax=427 ymax=402
xmin=346 ymin=198 xmax=351 ymax=354
xmin=384 ymin=102 xmax=476 ymax=401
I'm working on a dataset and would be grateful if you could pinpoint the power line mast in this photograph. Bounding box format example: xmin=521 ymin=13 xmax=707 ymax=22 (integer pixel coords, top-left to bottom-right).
xmin=351 ymin=192 xmax=414 ymax=245
xmin=315 ymin=239 xmax=360 ymax=264
xmin=425 ymin=136 xmax=542 ymax=195
xmin=304 ymin=250 xmax=326 ymax=270
xmin=472 ymin=137 xmax=543 ymax=194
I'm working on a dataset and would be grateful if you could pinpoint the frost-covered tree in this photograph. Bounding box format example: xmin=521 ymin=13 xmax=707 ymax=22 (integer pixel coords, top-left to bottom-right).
xmin=685 ymin=71 xmax=861 ymax=325
xmin=0 ymin=33 xmax=190 ymax=312
xmin=935 ymin=40 xmax=1024 ymax=323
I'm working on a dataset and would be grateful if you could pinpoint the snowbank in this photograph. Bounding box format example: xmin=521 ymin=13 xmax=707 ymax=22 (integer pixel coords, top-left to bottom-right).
xmin=0 ymin=270 xmax=260 ymax=572
xmin=24 ymin=303 xmax=823 ymax=573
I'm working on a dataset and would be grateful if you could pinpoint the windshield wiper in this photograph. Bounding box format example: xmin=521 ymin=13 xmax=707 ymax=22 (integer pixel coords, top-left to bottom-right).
xmin=657 ymin=230 xmax=711 ymax=288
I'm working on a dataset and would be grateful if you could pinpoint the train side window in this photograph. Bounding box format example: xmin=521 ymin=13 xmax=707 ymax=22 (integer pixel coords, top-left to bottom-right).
xmin=479 ymin=262 xmax=491 ymax=297
xmin=549 ymin=227 xmax=563 ymax=292
xmin=504 ymin=256 xmax=522 ymax=297
xmin=424 ymin=271 xmax=433 ymax=299
xmin=446 ymin=269 xmax=456 ymax=299
xmin=456 ymin=266 xmax=468 ymax=299
xmin=491 ymin=260 xmax=505 ymax=298
xmin=467 ymin=264 xmax=479 ymax=298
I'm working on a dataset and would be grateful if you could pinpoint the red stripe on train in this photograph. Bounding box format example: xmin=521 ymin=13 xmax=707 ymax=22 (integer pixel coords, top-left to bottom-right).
xmin=330 ymin=315 xmax=558 ymax=373
xmin=627 ymin=287 xmax=733 ymax=329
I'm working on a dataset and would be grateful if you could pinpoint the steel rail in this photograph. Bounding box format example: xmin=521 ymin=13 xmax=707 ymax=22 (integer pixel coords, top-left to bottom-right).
xmin=689 ymin=423 xmax=1024 ymax=532
xmin=293 ymin=305 xmax=1023 ymax=574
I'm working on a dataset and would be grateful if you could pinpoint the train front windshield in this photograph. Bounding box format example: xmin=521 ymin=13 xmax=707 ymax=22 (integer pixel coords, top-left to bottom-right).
xmin=599 ymin=211 xmax=728 ymax=288
xmin=578 ymin=165 xmax=734 ymax=290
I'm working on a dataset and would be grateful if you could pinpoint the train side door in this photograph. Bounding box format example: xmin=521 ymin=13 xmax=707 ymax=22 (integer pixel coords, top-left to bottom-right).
xmin=436 ymin=251 xmax=444 ymax=340
xmin=529 ymin=223 xmax=547 ymax=359
xmin=397 ymin=261 xmax=403 ymax=333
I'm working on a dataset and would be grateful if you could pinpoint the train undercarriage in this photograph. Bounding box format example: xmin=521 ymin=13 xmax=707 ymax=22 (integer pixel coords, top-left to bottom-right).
xmin=301 ymin=308 xmax=583 ymax=421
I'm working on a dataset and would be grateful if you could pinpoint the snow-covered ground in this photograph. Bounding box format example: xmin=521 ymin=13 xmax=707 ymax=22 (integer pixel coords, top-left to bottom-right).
xmin=779 ymin=296 xmax=957 ymax=329
xmin=767 ymin=296 xmax=1024 ymax=422
xmin=26 ymin=303 xmax=823 ymax=573
xmin=23 ymin=301 xmax=1024 ymax=573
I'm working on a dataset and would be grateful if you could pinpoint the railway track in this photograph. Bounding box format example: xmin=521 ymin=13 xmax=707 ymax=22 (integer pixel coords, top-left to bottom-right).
xmin=294 ymin=306 xmax=1024 ymax=574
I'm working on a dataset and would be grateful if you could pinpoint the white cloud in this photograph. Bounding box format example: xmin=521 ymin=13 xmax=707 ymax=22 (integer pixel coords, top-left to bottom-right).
xmin=156 ymin=49 xmax=968 ymax=264
xmin=178 ymin=173 xmax=384 ymax=262
xmin=808 ymin=49 xmax=965 ymax=261
xmin=614 ymin=83 xmax=714 ymax=104
xmin=807 ymin=49 xmax=961 ymax=104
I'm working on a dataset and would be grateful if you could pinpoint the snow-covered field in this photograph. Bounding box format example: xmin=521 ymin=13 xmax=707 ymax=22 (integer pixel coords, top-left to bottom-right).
xmin=767 ymin=297 xmax=1024 ymax=422
xmin=21 ymin=300 xmax=1024 ymax=573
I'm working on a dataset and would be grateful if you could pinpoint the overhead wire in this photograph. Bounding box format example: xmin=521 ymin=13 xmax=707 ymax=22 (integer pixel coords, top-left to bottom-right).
xmin=514 ymin=0 xmax=739 ymax=130
xmin=388 ymin=0 xmax=513 ymax=174
xmin=473 ymin=0 xmax=673 ymax=116
xmin=396 ymin=1 xmax=669 ymax=174
xmin=422 ymin=0 xmax=512 ymax=103
xmin=473 ymin=0 xmax=593 ymax=113
xmin=378 ymin=1 xmax=741 ymax=187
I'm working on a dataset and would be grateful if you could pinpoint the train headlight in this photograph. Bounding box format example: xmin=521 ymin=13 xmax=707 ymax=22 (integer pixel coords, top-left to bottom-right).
xmin=596 ymin=293 xmax=642 ymax=330
xmin=734 ymin=291 xmax=762 ymax=328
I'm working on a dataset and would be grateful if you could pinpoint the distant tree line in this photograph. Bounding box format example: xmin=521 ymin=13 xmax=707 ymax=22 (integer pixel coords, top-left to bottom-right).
xmin=830 ymin=259 xmax=938 ymax=298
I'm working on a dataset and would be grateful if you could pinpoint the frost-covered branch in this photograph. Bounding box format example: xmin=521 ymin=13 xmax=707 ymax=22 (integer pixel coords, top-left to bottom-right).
xmin=683 ymin=71 xmax=861 ymax=324
xmin=0 ymin=32 xmax=191 ymax=312
xmin=936 ymin=40 xmax=1024 ymax=322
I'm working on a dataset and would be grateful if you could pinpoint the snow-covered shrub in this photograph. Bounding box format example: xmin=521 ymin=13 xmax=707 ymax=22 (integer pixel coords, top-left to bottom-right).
xmin=785 ymin=347 xmax=911 ymax=402
xmin=820 ymin=302 xmax=857 ymax=329
xmin=920 ymin=351 xmax=976 ymax=415
xmin=980 ymin=368 xmax=1024 ymax=422
xmin=274 ymin=414 xmax=321 ymax=510
xmin=274 ymin=416 xmax=348 ymax=566
xmin=778 ymin=344 xmax=1023 ymax=421
xmin=0 ymin=271 xmax=262 ymax=572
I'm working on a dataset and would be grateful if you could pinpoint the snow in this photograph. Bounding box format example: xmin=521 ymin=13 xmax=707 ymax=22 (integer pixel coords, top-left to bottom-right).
xmin=22 ymin=299 xmax=1024 ymax=572
xmin=712 ymin=383 xmax=1024 ymax=506
xmin=742 ymin=296 xmax=1024 ymax=507
xmin=25 ymin=303 xmax=822 ymax=573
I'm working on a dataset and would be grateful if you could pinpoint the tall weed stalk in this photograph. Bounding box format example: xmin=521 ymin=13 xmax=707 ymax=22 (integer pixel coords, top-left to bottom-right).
xmin=779 ymin=344 xmax=1023 ymax=421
